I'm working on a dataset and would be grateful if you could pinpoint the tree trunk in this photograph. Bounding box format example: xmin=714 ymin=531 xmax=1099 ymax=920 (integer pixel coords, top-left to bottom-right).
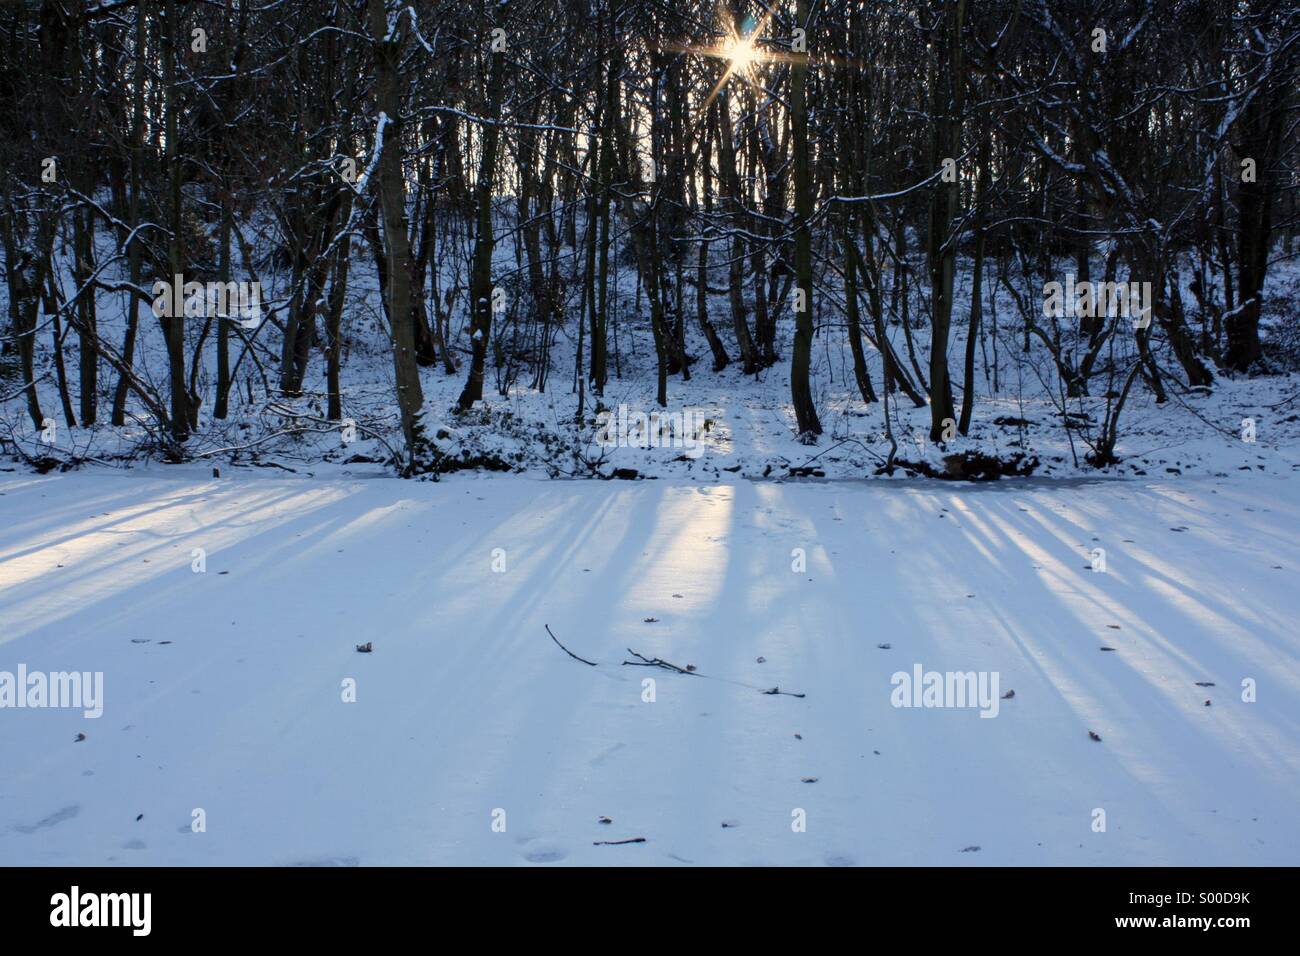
xmin=789 ymin=0 xmax=821 ymax=437
xmin=163 ymin=0 xmax=189 ymax=445
xmin=370 ymin=0 xmax=424 ymax=461
xmin=927 ymin=0 xmax=964 ymax=442
xmin=457 ymin=7 xmax=507 ymax=409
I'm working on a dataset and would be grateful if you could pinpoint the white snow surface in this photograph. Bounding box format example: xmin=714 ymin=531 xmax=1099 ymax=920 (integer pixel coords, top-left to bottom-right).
xmin=1 ymin=470 xmax=1297 ymax=865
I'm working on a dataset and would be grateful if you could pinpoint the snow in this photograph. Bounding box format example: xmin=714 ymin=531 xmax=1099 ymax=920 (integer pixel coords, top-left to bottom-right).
xmin=6 ymin=191 xmax=1300 ymax=486
xmin=1 ymin=470 xmax=1297 ymax=865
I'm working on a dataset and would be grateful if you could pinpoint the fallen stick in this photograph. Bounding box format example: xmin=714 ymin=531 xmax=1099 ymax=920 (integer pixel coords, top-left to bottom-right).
xmin=593 ymin=838 xmax=646 ymax=846
xmin=545 ymin=624 xmax=598 ymax=666
xmin=624 ymin=647 xmax=807 ymax=698
xmin=621 ymin=648 xmax=696 ymax=675
xmin=543 ymin=631 xmax=809 ymax=698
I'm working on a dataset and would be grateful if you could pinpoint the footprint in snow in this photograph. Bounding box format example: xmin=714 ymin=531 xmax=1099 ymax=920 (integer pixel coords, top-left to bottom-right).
xmin=14 ymin=804 xmax=80 ymax=834
xmin=523 ymin=844 xmax=568 ymax=863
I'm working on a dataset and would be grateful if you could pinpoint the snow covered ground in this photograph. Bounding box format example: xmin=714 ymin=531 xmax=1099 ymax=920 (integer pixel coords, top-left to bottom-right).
xmin=6 ymin=223 xmax=1300 ymax=485
xmin=1 ymin=469 xmax=1297 ymax=865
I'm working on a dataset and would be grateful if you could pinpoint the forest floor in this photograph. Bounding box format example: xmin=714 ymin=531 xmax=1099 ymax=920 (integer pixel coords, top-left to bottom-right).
xmin=1 ymin=469 xmax=1297 ymax=865
xmin=6 ymin=236 xmax=1300 ymax=484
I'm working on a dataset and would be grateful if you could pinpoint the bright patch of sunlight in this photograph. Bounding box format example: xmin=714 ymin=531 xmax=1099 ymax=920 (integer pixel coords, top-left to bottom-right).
xmin=724 ymin=35 xmax=758 ymax=74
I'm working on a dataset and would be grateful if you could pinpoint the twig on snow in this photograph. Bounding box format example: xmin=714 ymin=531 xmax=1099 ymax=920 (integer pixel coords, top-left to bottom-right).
xmin=621 ymin=648 xmax=696 ymax=675
xmin=545 ymin=624 xmax=598 ymax=666
xmin=624 ymin=647 xmax=807 ymax=697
